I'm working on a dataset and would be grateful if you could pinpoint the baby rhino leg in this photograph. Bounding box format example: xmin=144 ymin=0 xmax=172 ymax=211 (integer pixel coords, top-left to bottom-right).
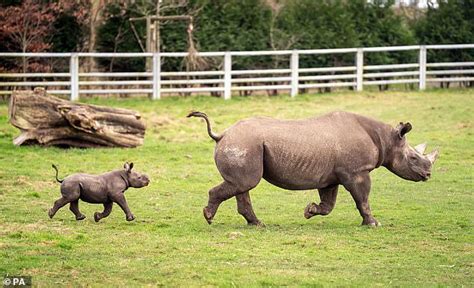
xmin=69 ymin=200 xmax=86 ymax=220
xmin=94 ymin=202 xmax=113 ymax=222
xmin=49 ymin=183 xmax=80 ymax=219
xmin=110 ymin=194 xmax=134 ymax=221
xmin=48 ymin=197 xmax=70 ymax=219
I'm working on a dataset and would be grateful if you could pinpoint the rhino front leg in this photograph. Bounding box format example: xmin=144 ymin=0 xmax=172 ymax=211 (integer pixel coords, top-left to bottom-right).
xmin=342 ymin=173 xmax=379 ymax=227
xmin=111 ymin=194 xmax=135 ymax=221
xmin=236 ymin=191 xmax=264 ymax=227
xmin=304 ymin=185 xmax=338 ymax=219
xmin=69 ymin=200 xmax=86 ymax=220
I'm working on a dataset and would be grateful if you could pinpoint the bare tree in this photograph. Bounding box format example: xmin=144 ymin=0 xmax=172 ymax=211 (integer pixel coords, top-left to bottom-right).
xmin=0 ymin=0 xmax=57 ymax=73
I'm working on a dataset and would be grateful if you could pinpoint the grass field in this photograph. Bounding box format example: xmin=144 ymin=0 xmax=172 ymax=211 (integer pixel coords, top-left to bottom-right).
xmin=0 ymin=89 xmax=472 ymax=287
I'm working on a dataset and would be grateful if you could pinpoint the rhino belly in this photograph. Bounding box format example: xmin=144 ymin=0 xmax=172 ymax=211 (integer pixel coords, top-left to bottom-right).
xmin=262 ymin=142 xmax=336 ymax=190
xmin=76 ymin=176 xmax=108 ymax=203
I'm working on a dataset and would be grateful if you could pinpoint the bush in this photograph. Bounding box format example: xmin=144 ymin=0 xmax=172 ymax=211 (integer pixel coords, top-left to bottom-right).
xmin=93 ymin=0 xmax=472 ymax=73
xmin=414 ymin=0 xmax=474 ymax=63
xmin=95 ymin=3 xmax=147 ymax=72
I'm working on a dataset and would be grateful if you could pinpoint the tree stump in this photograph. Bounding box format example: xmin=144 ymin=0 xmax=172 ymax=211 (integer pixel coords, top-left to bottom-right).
xmin=8 ymin=88 xmax=146 ymax=148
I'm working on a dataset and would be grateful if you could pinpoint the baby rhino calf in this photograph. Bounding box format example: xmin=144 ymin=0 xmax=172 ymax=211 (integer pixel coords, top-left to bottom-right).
xmin=49 ymin=162 xmax=149 ymax=222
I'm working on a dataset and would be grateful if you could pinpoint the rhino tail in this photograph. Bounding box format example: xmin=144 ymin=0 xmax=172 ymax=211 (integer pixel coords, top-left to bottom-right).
xmin=52 ymin=164 xmax=64 ymax=183
xmin=187 ymin=111 xmax=222 ymax=142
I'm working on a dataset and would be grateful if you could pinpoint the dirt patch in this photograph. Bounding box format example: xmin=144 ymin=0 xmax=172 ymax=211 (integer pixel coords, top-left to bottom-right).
xmin=150 ymin=115 xmax=174 ymax=127
xmin=456 ymin=122 xmax=472 ymax=130
xmin=147 ymin=113 xmax=186 ymax=128
xmin=228 ymin=231 xmax=244 ymax=239
xmin=14 ymin=176 xmax=56 ymax=190
xmin=0 ymin=221 xmax=73 ymax=236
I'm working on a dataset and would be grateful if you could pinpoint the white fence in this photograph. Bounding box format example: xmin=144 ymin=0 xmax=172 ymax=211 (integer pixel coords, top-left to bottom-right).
xmin=0 ymin=44 xmax=473 ymax=100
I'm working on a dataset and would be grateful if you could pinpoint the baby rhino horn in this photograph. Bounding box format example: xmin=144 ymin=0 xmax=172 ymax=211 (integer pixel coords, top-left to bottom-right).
xmin=414 ymin=143 xmax=427 ymax=154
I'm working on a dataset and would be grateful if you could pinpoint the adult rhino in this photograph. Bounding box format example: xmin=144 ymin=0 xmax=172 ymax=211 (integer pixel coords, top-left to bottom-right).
xmin=188 ymin=111 xmax=439 ymax=227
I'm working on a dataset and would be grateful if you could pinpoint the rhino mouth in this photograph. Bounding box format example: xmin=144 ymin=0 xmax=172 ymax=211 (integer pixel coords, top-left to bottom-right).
xmin=141 ymin=179 xmax=150 ymax=187
xmin=421 ymin=172 xmax=431 ymax=182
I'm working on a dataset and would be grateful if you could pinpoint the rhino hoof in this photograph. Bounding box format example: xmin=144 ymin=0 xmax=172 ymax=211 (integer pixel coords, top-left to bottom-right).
xmin=304 ymin=203 xmax=318 ymax=219
xmin=203 ymin=207 xmax=213 ymax=225
xmin=362 ymin=219 xmax=381 ymax=227
xmin=94 ymin=212 xmax=101 ymax=222
xmin=248 ymin=221 xmax=266 ymax=228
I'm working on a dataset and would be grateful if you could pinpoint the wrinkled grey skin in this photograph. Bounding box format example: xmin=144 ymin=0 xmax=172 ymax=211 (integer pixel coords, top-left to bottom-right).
xmin=49 ymin=162 xmax=150 ymax=222
xmin=188 ymin=111 xmax=439 ymax=227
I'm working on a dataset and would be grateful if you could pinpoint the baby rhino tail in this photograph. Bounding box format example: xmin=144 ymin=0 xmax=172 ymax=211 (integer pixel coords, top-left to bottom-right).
xmin=52 ymin=164 xmax=64 ymax=183
xmin=187 ymin=111 xmax=222 ymax=142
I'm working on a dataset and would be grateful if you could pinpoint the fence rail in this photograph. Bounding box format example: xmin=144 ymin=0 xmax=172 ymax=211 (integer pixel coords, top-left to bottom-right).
xmin=0 ymin=44 xmax=473 ymax=100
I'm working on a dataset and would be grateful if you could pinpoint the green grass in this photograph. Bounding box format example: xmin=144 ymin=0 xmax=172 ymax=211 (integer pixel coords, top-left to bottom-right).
xmin=0 ymin=90 xmax=472 ymax=287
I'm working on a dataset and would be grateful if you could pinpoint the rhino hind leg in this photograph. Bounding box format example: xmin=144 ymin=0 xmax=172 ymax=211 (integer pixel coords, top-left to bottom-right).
xmin=304 ymin=185 xmax=339 ymax=219
xmin=236 ymin=191 xmax=264 ymax=227
xmin=69 ymin=200 xmax=86 ymax=220
xmin=203 ymin=181 xmax=242 ymax=224
xmin=49 ymin=183 xmax=81 ymax=219
xmin=207 ymin=141 xmax=263 ymax=224
xmin=48 ymin=196 xmax=72 ymax=219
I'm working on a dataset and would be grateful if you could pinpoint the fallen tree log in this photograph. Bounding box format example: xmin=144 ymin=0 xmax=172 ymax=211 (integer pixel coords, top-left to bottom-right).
xmin=8 ymin=88 xmax=146 ymax=148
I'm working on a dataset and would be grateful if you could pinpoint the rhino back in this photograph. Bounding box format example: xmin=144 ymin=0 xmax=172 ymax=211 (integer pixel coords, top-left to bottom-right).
xmin=217 ymin=112 xmax=387 ymax=190
xmin=62 ymin=174 xmax=100 ymax=188
xmin=61 ymin=173 xmax=109 ymax=203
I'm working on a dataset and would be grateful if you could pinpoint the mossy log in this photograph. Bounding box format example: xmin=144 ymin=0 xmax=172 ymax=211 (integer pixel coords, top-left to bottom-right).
xmin=8 ymin=88 xmax=146 ymax=148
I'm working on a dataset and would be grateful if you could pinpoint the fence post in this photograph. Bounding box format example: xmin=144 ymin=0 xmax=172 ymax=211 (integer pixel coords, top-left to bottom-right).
xmin=290 ymin=50 xmax=299 ymax=97
xmin=419 ymin=45 xmax=427 ymax=90
xmin=356 ymin=48 xmax=364 ymax=92
xmin=223 ymin=52 xmax=232 ymax=100
xmin=70 ymin=53 xmax=79 ymax=101
xmin=152 ymin=53 xmax=161 ymax=100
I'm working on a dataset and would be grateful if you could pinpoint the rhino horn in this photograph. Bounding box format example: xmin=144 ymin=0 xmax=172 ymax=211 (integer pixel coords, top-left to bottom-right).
xmin=426 ymin=149 xmax=439 ymax=164
xmin=414 ymin=143 xmax=427 ymax=154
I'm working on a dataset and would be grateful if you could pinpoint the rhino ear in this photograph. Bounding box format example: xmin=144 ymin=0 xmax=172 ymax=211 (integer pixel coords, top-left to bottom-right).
xmin=396 ymin=122 xmax=412 ymax=139
xmin=124 ymin=162 xmax=132 ymax=171
xmin=414 ymin=143 xmax=427 ymax=154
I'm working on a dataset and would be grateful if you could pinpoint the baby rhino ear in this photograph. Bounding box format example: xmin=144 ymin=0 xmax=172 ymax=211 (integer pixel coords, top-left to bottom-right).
xmin=123 ymin=162 xmax=134 ymax=171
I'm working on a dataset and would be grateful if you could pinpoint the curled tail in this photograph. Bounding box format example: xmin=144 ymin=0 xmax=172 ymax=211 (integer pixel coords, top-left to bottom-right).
xmin=187 ymin=111 xmax=222 ymax=142
xmin=52 ymin=164 xmax=64 ymax=183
